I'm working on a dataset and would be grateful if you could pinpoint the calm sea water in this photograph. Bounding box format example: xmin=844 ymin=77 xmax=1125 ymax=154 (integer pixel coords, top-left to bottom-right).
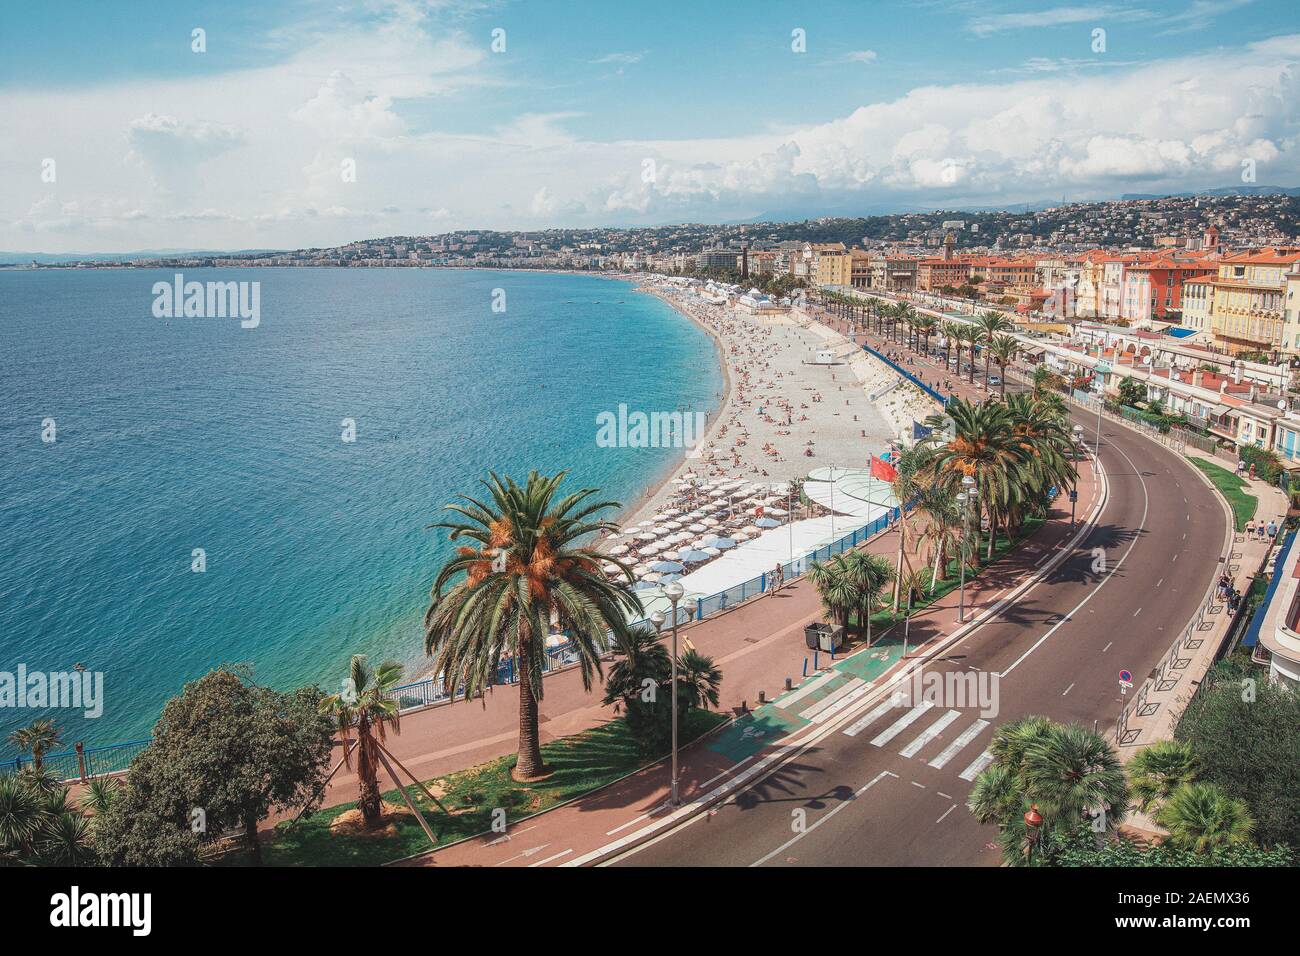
xmin=0 ymin=268 xmax=721 ymax=747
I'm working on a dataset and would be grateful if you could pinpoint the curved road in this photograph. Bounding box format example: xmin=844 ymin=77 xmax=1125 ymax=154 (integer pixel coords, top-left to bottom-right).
xmin=615 ymin=404 xmax=1228 ymax=866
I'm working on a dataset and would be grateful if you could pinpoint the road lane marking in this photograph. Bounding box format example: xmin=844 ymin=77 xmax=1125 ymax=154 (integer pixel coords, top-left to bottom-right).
xmin=935 ymin=805 xmax=957 ymax=824
xmin=870 ymin=702 xmax=935 ymax=746
xmin=958 ymin=749 xmax=994 ymax=782
xmin=749 ymin=770 xmax=897 ymax=867
xmin=929 ymin=719 xmax=990 ymax=768
xmin=1062 ymin=683 xmax=1074 ymax=696
xmin=1133 ymin=607 xmax=1142 ymax=617
xmin=937 ymin=791 xmax=953 ymax=800
xmin=842 ymin=697 xmax=902 ymax=738
xmin=899 ymin=709 xmax=960 ymax=758
xmin=528 ymin=848 xmax=573 ymax=867
xmin=1102 ymin=641 xmax=1112 ymax=653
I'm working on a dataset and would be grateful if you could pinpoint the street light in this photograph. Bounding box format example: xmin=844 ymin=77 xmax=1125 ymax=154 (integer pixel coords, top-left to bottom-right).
xmin=956 ymin=489 xmax=969 ymax=624
xmin=1023 ymin=803 xmax=1043 ymax=863
xmin=661 ymin=579 xmax=685 ymax=806
xmin=1071 ymin=424 xmax=1084 ymax=528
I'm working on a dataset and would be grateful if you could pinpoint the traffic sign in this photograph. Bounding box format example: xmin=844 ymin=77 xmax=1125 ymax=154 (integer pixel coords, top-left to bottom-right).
xmin=1118 ymin=669 xmax=1133 ymax=694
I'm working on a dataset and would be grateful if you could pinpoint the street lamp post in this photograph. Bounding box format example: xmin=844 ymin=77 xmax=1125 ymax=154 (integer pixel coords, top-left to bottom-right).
xmin=1071 ymin=424 xmax=1084 ymax=528
xmin=662 ymin=580 xmax=685 ymax=806
xmin=957 ymin=474 xmax=976 ymax=623
xmin=1024 ymin=803 xmax=1043 ymax=863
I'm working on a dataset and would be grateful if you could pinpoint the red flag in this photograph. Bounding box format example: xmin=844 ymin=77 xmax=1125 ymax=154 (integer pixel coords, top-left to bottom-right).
xmin=870 ymin=455 xmax=898 ymax=483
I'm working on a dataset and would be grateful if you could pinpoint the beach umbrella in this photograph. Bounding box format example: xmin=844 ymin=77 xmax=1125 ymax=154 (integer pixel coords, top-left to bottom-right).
xmin=659 ymin=548 xmax=680 ymax=561
xmin=608 ymin=544 xmax=629 ymax=556
xmin=731 ymin=530 xmax=751 ymax=541
xmin=635 ymin=531 xmax=658 ymax=542
xmin=740 ymin=524 xmax=763 ymax=536
xmin=658 ymin=573 xmax=683 ymax=584
xmin=687 ymin=522 xmax=707 ymax=533
xmin=662 ymin=521 xmax=682 ymax=530
xmin=702 ymin=516 xmax=721 ymax=527
xmin=702 ymin=547 xmax=722 ymax=557
xmin=631 ymin=580 xmax=658 ymax=591
xmin=756 ymin=517 xmax=780 ymax=528
xmin=712 ymin=537 xmax=738 ymax=549
xmin=639 ymin=571 xmax=662 ymax=584
xmin=545 ymin=634 xmax=569 ymax=649
xmin=708 ymin=487 xmax=730 ymax=498
xmin=677 ymin=549 xmax=711 ymax=563
xmin=650 ymin=560 xmax=685 ymax=573
xmin=767 ymin=507 xmax=788 ymax=517
xmin=641 ymin=541 xmax=665 ymax=555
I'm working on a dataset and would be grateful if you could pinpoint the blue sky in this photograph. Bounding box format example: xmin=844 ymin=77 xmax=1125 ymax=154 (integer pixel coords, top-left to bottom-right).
xmin=1 ymin=0 xmax=1298 ymax=250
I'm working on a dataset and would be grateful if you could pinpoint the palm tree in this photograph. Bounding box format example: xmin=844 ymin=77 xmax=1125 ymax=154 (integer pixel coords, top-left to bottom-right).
xmin=940 ymin=322 xmax=961 ymax=372
xmin=7 ymin=718 xmax=61 ymax=771
xmin=842 ymin=549 xmax=895 ymax=644
xmin=676 ymin=649 xmax=722 ymax=714
xmin=974 ymin=310 xmax=1014 ymax=385
xmin=319 ymin=654 xmax=404 ymax=825
xmin=424 ymin=471 xmax=642 ymax=780
xmin=80 ymin=777 xmax=120 ymax=817
xmin=988 ymin=334 xmax=1020 ymax=397
xmin=1156 ymin=782 xmax=1254 ymax=853
xmin=917 ymin=488 xmax=962 ymax=590
xmin=1128 ymin=739 xmax=1198 ymax=814
xmin=0 ymin=776 xmax=42 ymax=862
xmin=967 ymin=762 xmax=1020 ymax=825
xmin=808 ymin=554 xmax=857 ymax=634
xmin=925 ymin=398 xmax=1023 ymax=560
xmin=914 ymin=314 xmax=938 ymax=356
xmin=1021 ymin=722 xmax=1129 ymax=828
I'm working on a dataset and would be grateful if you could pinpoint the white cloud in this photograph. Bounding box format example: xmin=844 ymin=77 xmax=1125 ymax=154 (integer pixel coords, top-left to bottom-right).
xmin=846 ymin=50 xmax=878 ymax=63
xmin=3 ymin=9 xmax=1299 ymax=251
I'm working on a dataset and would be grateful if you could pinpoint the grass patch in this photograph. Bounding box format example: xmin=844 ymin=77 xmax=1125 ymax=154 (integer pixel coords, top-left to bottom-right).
xmin=243 ymin=707 xmax=728 ymax=867
xmin=1190 ymin=458 xmax=1257 ymax=530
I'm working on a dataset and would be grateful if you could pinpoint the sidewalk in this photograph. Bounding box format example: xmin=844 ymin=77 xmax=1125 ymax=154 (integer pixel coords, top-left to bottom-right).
xmin=404 ymin=446 xmax=1102 ymax=866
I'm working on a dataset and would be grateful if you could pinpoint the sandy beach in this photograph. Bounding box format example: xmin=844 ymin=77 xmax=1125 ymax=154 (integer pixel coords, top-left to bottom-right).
xmin=611 ymin=280 xmax=938 ymax=533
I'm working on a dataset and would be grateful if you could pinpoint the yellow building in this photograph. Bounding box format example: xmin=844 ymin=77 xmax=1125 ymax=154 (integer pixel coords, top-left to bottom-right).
xmin=814 ymin=246 xmax=853 ymax=287
xmin=1208 ymin=249 xmax=1300 ymax=356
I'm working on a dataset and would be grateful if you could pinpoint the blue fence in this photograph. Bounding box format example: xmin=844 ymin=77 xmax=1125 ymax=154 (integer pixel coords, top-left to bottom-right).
xmin=0 ymin=738 xmax=151 ymax=783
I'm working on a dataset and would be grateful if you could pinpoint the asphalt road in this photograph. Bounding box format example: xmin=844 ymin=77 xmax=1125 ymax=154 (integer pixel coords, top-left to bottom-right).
xmin=615 ymin=400 xmax=1229 ymax=867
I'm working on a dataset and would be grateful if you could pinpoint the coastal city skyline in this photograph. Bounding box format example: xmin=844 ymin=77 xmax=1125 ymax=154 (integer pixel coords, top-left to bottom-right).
xmin=5 ymin=0 xmax=1300 ymax=252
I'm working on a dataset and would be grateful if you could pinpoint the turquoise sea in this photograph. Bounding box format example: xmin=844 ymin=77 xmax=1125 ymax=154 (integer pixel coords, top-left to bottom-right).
xmin=0 ymin=268 xmax=722 ymax=747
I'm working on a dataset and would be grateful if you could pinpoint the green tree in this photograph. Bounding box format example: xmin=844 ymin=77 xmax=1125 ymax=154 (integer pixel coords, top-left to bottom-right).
xmin=319 ymin=654 xmax=405 ymax=827
xmin=988 ymin=333 xmax=1020 ymax=396
xmin=1174 ymin=661 xmax=1300 ymax=846
xmin=1128 ymin=739 xmax=1198 ymax=814
xmin=603 ymin=625 xmax=672 ymax=750
xmin=7 ymin=718 xmax=62 ymax=771
xmin=974 ymin=310 xmax=1013 ymax=384
xmin=425 ymin=471 xmax=643 ymax=780
xmin=94 ymin=666 xmax=334 ymax=865
xmin=1157 ymin=782 xmax=1255 ymax=854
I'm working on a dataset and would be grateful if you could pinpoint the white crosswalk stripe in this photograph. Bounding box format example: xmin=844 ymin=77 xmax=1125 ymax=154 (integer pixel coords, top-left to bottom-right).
xmin=870 ymin=701 xmax=934 ymax=746
xmin=810 ymin=680 xmax=876 ymax=724
xmin=929 ymin=720 xmax=990 ymax=769
xmin=899 ymin=709 xmax=960 ymax=758
xmin=958 ymin=749 xmax=995 ymax=782
xmin=842 ymin=697 xmax=902 ymax=738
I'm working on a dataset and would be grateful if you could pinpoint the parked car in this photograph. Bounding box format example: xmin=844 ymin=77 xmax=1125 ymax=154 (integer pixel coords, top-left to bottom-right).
xmin=989 ymin=375 xmax=1002 ymax=386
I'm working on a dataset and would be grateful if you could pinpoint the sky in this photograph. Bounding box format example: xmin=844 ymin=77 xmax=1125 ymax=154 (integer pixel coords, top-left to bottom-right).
xmin=2 ymin=0 xmax=1299 ymax=252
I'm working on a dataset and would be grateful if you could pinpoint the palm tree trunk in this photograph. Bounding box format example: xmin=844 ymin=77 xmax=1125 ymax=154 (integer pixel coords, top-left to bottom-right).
xmin=513 ymin=638 xmax=547 ymax=780
xmin=1000 ymin=366 xmax=1007 ymax=396
xmin=356 ymin=727 xmax=382 ymax=825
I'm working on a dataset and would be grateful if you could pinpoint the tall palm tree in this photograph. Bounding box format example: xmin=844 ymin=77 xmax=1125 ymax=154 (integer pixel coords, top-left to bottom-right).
xmin=841 ymin=549 xmax=895 ymax=644
xmin=974 ymin=310 xmax=1014 ymax=385
xmin=988 ymin=334 xmax=1020 ymax=397
xmin=319 ymin=654 xmax=404 ymax=825
xmin=914 ymin=314 xmax=938 ymax=357
xmin=424 ymin=471 xmax=642 ymax=780
xmin=967 ymin=763 xmax=1020 ymax=825
xmin=940 ymin=322 xmax=962 ymax=372
xmin=1156 ymin=782 xmax=1254 ymax=853
xmin=1128 ymin=739 xmax=1198 ymax=814
xmin=917 ymin=487 xmax=962 ymax=590
xmin=925 ymin=398 xmax=1024 ymax=560
xmin=7 ymin=718 xmax=61 ymax=771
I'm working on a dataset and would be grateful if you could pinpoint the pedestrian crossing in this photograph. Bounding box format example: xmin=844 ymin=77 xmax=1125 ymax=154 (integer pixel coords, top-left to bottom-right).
xmin=839 ymin=698 xmax=996 ymax=781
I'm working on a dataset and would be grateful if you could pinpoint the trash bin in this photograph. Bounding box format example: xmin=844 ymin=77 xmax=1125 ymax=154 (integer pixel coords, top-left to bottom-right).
xmin=804 ymin=622 xmax=844 ymax=652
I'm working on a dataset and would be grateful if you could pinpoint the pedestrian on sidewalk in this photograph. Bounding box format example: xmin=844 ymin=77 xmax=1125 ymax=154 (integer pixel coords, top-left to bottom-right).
xmin=1237 ymin=458 xmax=1246 ymax=476
xmin=1268 ymin=518 xmax=1279 ymax=540
xmin=1249 ymin=462 xmax=1257 ymax=480
xmin=1246 ymin=519 xmax=1256 ymax=539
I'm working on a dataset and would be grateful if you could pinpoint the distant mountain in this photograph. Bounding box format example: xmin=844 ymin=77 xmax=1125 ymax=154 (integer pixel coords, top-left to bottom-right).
xmin=1121 ymin=185 xmax=1300 ymax=201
